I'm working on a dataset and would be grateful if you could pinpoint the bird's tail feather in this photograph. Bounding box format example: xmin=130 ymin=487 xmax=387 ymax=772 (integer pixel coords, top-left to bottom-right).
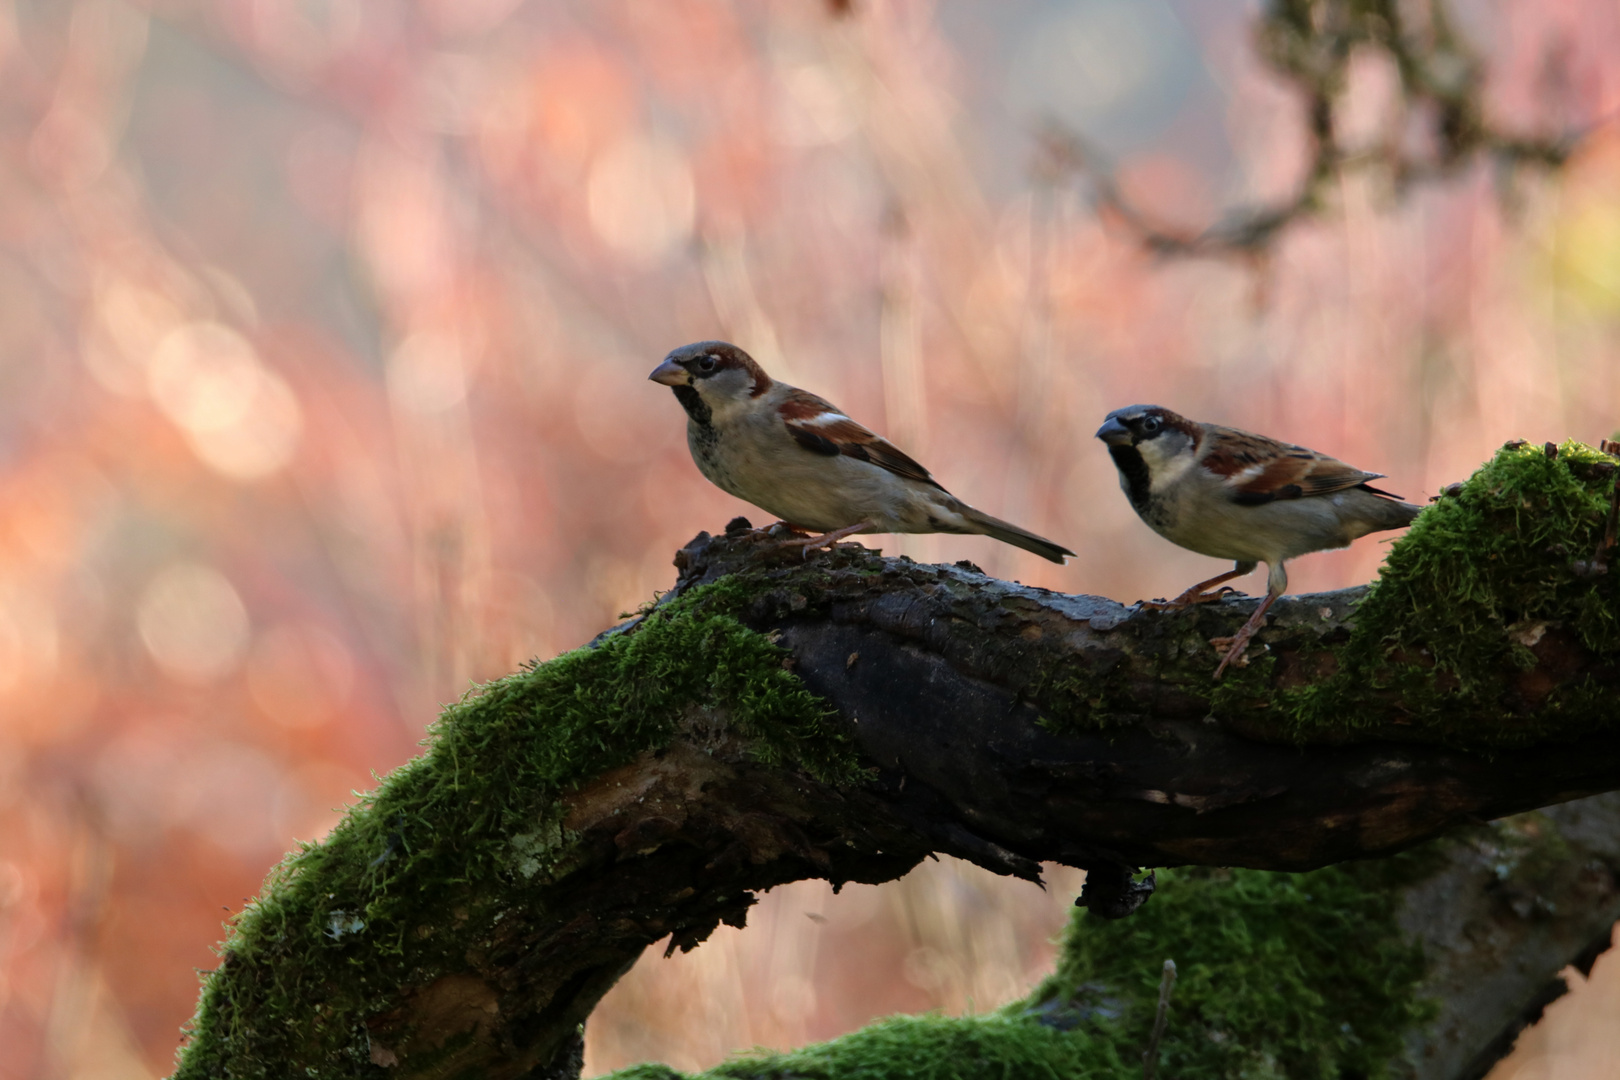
xmin=958 ymin=506 xmax=1074 ymax=564
xmin=1358 ymin=486 xmax=1425 ymax=531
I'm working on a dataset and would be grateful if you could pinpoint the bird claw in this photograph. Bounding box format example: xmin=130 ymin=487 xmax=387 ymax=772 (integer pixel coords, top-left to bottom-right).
xmin=1140 ymin=585 xmax=1243 ymax=610
xmin=1140 ymin=567 xmax=1255 ymax=611
xmin=1210 ymin=593 xmax=1279 ymax=679
xmin=1210 ymin=634 xmax=1260 ymax=678
xmin=778 ymin=537 xmax=823 ymax=561
xmin=766 ymin=536 xmax=822 ymax=562
xmin=772 ymin=521 xmax=872 ymax=560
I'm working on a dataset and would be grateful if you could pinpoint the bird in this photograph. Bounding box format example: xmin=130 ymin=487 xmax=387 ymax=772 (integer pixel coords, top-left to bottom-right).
xmin=649 ymin=341 xmax=1074 ymax=563
xmin=1095 ymin=405 xmax=1422 ymax=678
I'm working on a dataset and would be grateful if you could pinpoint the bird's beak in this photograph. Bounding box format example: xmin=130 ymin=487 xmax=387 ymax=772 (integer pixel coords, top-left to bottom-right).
xmin=648 ymin=358 xmax=689 ymax=386
xmin=1095 ymin=417 xmax=1133 ymax=446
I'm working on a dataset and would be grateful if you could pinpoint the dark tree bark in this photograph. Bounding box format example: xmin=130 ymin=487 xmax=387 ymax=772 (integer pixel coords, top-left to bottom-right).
xmin=1392 ymin=792 xmax=1620 ymax=1079
xmin=660 ymin=528 xmax=1620 ymax=885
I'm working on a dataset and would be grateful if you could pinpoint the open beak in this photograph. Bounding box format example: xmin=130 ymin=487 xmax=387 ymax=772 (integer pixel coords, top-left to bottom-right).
xmin=1095 ymin=416 xmax=1133 ymax=446
xmin=648 ymin=358 xmax=688 ymax=386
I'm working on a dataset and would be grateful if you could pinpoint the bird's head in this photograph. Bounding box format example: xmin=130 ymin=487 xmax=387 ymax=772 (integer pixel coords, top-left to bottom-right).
xmin=649 ymin=341 xmax=772 ymax=423
xmin=1095 ymin=405 xmax=1200 ymax=493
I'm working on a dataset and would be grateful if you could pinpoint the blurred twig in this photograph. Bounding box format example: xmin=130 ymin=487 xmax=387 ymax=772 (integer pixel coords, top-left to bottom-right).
xmin=1142 ymin=958 xmax=1177 ymax=1080
xmin=1038 ymin=0 xmax=1585 ymax=259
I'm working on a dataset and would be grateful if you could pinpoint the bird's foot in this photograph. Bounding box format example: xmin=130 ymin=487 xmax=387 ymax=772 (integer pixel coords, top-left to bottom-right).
xmin=774 ymin=521 xmax=872 ymax=559
xmin=1140 ymin=585 xmax=1243 ymax=610
xmin=1209 ymin=630 xmax=1258 ymax=676
xmin=1140 ymin=567 xmax=1253 ymax=610
xmin=1210 ymin=593 xmax=1279 ymax=679
xmin=741 ymin=520 xmax=826 ymax=546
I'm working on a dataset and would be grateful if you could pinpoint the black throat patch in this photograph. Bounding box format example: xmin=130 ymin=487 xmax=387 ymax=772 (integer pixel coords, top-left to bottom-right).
xmin=1108 ymin=444 xmax=1153 ymax=512
xmin=671 ymin=384 xmax=711 ymax=427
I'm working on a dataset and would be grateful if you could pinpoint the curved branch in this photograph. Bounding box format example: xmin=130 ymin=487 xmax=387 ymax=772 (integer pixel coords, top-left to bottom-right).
xmin=173 ymin=443 xmax=1620 ymax=1079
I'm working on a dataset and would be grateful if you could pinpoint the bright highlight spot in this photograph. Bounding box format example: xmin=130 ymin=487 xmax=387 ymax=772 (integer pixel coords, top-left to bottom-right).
xmin=137 ymin=563 xmax=250 ymax=684
xmin=1553 ymin=203 xmax=1620 ymax=311
xmin=149 ymin=322 xmax=303 ymax=480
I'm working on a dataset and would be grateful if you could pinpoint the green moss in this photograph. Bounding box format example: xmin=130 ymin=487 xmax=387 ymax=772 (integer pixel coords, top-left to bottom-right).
xmin=1233 ymin=440 xmax=1620 ymax=746
xmin=1360 ymin=441 xmax=1620 ymax=663
xmin=643 ymin=1014 xmax=1124 ymax=1080
xmin=607 ymin=861 xmax=1431 ymax=1080
xmin=174 ymin=583 xmax=862 ymax=1078
xmin=1032 ymin=861 xmax=1433 ymax=1080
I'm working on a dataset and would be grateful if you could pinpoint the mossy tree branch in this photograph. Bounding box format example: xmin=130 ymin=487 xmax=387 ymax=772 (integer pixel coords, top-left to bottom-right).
xmin=174 ymin=442 xmax=1620 ymax=1079
xmin=639 ymin=793 xmax=1620 ymax=1080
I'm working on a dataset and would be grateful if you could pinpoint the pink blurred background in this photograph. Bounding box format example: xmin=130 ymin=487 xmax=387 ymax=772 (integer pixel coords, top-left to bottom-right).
xmin=0 ymin=0 xmax=1617 ymax=1076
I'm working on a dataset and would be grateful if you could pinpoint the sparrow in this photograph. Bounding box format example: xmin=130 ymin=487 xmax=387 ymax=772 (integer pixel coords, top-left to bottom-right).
xmin=650 ymin=341 xmax=1074 ymax=563
xmin=1095 ymin=405 xmax=1422 ymax=678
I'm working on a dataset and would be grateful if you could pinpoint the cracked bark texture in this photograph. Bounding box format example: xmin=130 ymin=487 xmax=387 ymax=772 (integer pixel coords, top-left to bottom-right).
xmin=1392 ymin=793 xmax=1620 ymax=1079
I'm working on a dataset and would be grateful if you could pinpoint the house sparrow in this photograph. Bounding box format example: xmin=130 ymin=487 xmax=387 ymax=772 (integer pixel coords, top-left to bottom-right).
xmin=1095 ymin=405 xmax=1422 ymax=678
xmin=650 ymin=341 xmax=1073 ymax=563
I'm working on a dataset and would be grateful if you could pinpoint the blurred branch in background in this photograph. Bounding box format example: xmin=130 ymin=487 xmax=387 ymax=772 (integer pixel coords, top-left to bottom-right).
xmin=1036 ymin=0 xmax=1586 ymax=260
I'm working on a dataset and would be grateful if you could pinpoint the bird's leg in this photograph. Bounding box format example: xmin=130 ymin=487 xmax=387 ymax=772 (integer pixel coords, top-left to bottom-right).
xmin=1210 ymin=591 xmax=1280 ymax=679
xmin=775 ymin=520 xmax=873 ymax=558
xmin=1141 ymin=566 xmax=1253 ymax=610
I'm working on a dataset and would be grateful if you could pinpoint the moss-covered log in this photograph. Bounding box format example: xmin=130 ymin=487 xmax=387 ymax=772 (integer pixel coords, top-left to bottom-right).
xmin=610 ymin=793 xmax=1620 ymax=1080
xmin=173 ymin=442 xmax=1620 ymax=1079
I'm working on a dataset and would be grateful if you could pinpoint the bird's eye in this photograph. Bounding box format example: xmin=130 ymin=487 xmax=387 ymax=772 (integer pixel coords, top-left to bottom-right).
xmin=1140 ymin=416 xmax=1163 ymax=435
xmin=696 ymin=354 xmax=719 ymax=373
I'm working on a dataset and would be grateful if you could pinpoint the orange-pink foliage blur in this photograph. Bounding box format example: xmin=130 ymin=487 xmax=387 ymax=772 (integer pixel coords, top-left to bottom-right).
xmin=0 ymin=1 xmax=1617 ymax=1077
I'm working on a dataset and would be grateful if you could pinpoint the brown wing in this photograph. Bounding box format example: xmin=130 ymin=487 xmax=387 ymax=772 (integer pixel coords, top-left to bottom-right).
xmin=777 ymin=388 xmax=944 ymax=490
xmin=1200 ymin=425 xmax=1387 ymax=506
